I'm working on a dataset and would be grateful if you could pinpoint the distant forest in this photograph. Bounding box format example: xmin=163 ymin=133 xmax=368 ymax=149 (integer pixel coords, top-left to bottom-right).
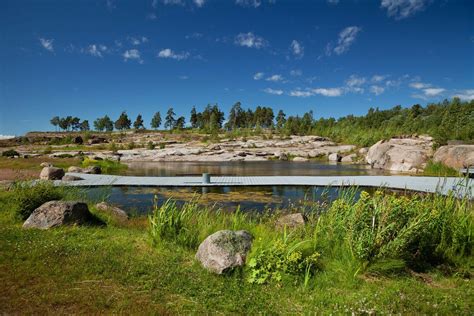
xmin=50 ymin=97 xmax=474 ymax=147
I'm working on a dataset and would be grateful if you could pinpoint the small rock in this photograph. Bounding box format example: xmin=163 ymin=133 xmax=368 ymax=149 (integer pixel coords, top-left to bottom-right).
xmin=68 ymin=166 xmax=83 ymax=173
xmin=358 ymin=147 xmax=368 ymax=155
xmin=40 ymin=162 xmax=52 ymax=168
xmin=82 ymin=166 xmax=101 ymax=174
xmin=23 ymin=201 xmax=94 ymax=229
xmin=39 ymin=167 xmax=65 ymax=180
xmin=95 ymin=202 xmax=128 ymax=221
xmin=276 ymin=213 xmax=307 ymax=229
xmin=196 ymin=230 xmax=253 ymax=274
xmin=293 ymin=157 xmax=309 ymax=162
xmin=341 ymin=154 xmax=357 ymax=163
xmin=328 ymin=153 xmax=342 ymax=162
xmin=72 ymin=136 xmax=83 ymax=145
xmin=61 ymin=175 xmax=83 ymax=181
xmin=278 ymin=152 xmax=288 ymax=161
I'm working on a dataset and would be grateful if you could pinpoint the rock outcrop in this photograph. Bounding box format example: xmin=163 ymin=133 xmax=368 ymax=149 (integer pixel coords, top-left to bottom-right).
xmin=23 ymin=201 xmax=94 ymax=229
xmin=433 ymin=145 xmax=474 ymax=169
xmin=366 ymin=136 xmax=434 ymax=172
xmin=196 ymin=230 xmax=253 ymax=274
xmin=39 ymin=167 xmax=65 ymax=180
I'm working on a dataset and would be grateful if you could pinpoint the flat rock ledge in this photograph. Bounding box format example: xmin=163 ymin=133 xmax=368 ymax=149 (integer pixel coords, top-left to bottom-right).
xmin=23 ymin=201 xmax=95 ymax=229
xmin=196 ymin=230 xmax=253 ymax=274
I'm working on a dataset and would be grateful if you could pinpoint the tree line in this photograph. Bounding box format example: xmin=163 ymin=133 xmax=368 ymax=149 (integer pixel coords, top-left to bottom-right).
xmin=49 ymin=98 xmax=474 ymax=146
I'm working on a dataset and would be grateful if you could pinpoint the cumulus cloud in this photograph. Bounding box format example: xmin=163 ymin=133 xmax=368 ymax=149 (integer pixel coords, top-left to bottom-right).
xmin=263 ymin=88 xmax=283 ymax=95
xmin=162 ymin=0 xmax=184 ymax=5
xmin=423 ymin=88 xmax=445 ymax=97
xmin=185 ymin=32 xmax=203 ymax=40
xmin=313 ymin=88 xmax=343 ymax=97
xmin=253 ymin=72 xmax=264 ymax=80
xmin=266 ymin=74 xmax=284 ymax=82
xmin=123 ymin=49 xmax=143 ymax=63
xmin=346 ymin=75 xmax=366 ymax=87
xmin=128 ymin=36 xmax=148 ymax=45
xmin=371 ymin=75 xmax=387 ymax=83
xmin=290 ymin=69 xmax=302 ymax=77
xmin=370 ymin=85 xmax=385 ymax=95
xmin=453 ymin=89 xmax=474 ymax=101
xmin=39 ymin=38 xmax=54 ymax=52
xmin=410 ymin=81 xmax=445 ymax=99
xmin=326 ymin=26 xmax=362 ymax=56
xmin=194 ymin=0 xmax=205 ymax=7
xmin=289 ymin=90 xmax=313 ymax=98
xmin=236 ymin=0 xmax=261 ymax=8
xmin=290 ymin=40 xmax=304 ymax=58
xmin=234 ymin=32 xmax=267 ymax=49
xmin=157 ymin=48 xmax=190 ymax=60
xmin=381 ymin=0 xmax=429 ymax=20
xmin=409 ymin=82 xmax=431 ymax=89
xmin=85 ymin=44 xmax=108 ymax=57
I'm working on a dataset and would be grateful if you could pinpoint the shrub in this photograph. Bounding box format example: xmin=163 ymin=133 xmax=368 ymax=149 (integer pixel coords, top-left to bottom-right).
xmin=1 ymin=149 xmax=19 ymax=157
xmin=127 ymin=142 xmax=136 ymax=150
xmin=10 ymin=181 xmax=78 ymax=220
xmin=159 ymin=143 xmax=166 ymax=149
xmin=81 ymin=157 xmax=127 ymax=174
xmin=147 ymin=141 xmax=155 ymax=150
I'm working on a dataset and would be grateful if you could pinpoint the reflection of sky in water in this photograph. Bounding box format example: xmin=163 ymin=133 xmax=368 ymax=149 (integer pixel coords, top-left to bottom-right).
xmin=84 ymin=185 xmax=365 ymax=215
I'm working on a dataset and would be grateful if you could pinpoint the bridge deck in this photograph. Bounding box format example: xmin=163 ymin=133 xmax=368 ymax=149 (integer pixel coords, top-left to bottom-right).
xmin=60 ymin=173 xmax=473 ymax=197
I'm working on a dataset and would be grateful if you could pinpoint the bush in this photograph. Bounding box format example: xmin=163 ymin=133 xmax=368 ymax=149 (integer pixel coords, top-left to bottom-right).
xmin=1 ymin=149 xmax=19 ymax=157
xmin=81 ymin=157 xmax=127 ymax=175
xmin=10 ymin=181 xmax=78 ymax=220
xmin=147 ymin=141 xmax=155 ymax=150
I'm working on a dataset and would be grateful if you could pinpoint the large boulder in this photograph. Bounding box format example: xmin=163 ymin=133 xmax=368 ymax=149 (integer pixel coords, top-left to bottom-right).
xmin=276 ymin=213 xmax=307 ymax=229
xmin=433 ymin=145 xmax=474 ymax=169
xmin=366 ymin=137 xmax=434 ymax=172
xmin=328 ymin=153 xmax=342 ymax=162
xmin=95 ymin=202 xmax=128 ymax=221
xmin=196 ymin=230 xmax=253 ymax=274
xmin=39 ymin=167 xmax=65 ymax=180
xmin=23 ymin=201 xmax=94 ymax=229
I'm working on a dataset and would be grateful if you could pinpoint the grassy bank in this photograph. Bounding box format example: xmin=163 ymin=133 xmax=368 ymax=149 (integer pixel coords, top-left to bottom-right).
xmin=0 ymin=183 xmax=473 ymax=314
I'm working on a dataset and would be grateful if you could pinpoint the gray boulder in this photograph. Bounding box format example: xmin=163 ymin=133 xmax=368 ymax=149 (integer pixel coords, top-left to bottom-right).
xmin=82 ymin=166 xmax=101 ymax=174
xmin=196 ymin=230 xmax=253 ymax=274
xmin=276 ymin=213 xmax=307 ymax=229
xmin=341 ymin=153 xmax=357 ymax=163
xmin=328 ymin=153 xmax=342 ymax=162
xmin=23 ymin=201 xmax=93 ymax=229
xmin=433 ymin=145 xmax=474 ymax=169
xmin=61 ymin=175 xmax=83 ymax=181
xmin=39 ymin=167 xmax=65 ymax=180
xmin=95 ymin=202 xmax=128 ymax=221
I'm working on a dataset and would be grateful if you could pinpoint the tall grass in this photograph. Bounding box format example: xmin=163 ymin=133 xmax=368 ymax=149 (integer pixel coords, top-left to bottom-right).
xmin=149 ymin=189 xmax=473 ymax=284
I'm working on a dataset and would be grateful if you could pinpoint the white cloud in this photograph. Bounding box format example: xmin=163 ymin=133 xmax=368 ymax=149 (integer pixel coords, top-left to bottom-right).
xmin=157 ymin=48 xmax=190 ymax=60
xmin=236 ymin=0 xmax=261 ymax=8
xmin=290 ymin=69 xmax=302 ymax=77
xmin=289 ymin=90 xmax=313 ymax=98
xmin=326 ymin=26 xmax=362 ymax=56
xmin=194 ymin=0 xmax=205 ymax=7
xmin=266 ymin=74 xmax=284 ymax=82
xmin=253 ymin=72 xmax=264 ymax=80
xmin=409 ymin=82 xmax=431 ymax=89
xmin=147 ymin=13 xmax=158 ymax=20
xmin=290 ymin=40 xmax=304 ymax=58
xmin=370 ymin=85 xmax=385 ymax=95
xmin=423 ymin=88 xmax=445 ymax=97
xmin=263 ymin=88 xmax=283 ymax=95
xmin=128 ymin=36 xmax=148 ymax=45
xmin=162 ymin=0 xmax=184 ymax=5
xmin=346 ymin=75 xmax=366 ymax=87
xmin=39 ymin=38 xmax=54 ymax=52
xmin=381 ymin=0 xmax=429 ymax=20
xmin=185 ymin=32 xmax=203 ymax=39
xmin=234 ymin=32 xmax=267 ymax=49
xmin=371 ymin=75 xmax=387 ymax=83
xmin=453 ymin=89 xmax=474 ymax=101
xmin=123 ymin=49 xmax=143 ymax=63
xmin=313 ymin=88 xmax=343 ymax=97
xmin=85 ymin=44 xmax=108 ymax=57
xmin=327 ymin=0 xmax=339 ymax=4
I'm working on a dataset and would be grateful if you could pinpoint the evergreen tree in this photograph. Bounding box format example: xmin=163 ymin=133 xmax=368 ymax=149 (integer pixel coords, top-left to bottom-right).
xmin=94 ymin=115 xmax=114 ymax=132
xmin=50 ymin=116 xmax=60 ymax=131
xmin=276 ymin=110 xmax=286 ymax=130
xmin=133 ymin=114 xmax=145 ymax=130
xmin=165 ymin=107 xmax=176 ymax=130
xmin=175 ymin=116 xmax=186 ymax=130
xmin=190 ymin=106 xmax=198 ymax=128
xmin=115 ymin=111 xmax=131 ymax=130
xmin=226 ymin=101 xmax=244 ymax=130
xmin=151 ymin=112 xmax=162 ymax=130
xmin=80 ymin=120 xmax=90 ymax=131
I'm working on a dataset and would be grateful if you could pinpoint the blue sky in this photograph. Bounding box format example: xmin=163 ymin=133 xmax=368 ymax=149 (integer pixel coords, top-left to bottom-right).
xmin=1 ymin=0 xmax=473 ymax=135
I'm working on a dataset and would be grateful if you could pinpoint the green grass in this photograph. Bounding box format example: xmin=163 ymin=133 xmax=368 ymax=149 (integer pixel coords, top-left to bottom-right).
xmin=424 ymin=160 xmax=460 ymax=177
xmin=81 ymin=157 xmax=127 ymax=175
xmin=0 ymin=186 xmax=472 ymax=314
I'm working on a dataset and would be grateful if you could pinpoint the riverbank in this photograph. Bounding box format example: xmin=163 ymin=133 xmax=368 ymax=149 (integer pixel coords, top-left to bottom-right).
xmin=0 ymin=184 xmax=472 ymax=314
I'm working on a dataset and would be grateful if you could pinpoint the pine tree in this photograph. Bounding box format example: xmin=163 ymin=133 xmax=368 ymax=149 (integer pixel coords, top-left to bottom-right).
xmin=133 ymin=114 xmax=145 ymax=129
xmin=151 ymin=112 xmax=162 ymax=130
xmin=165 ymin=107 xmax=176 ymax=130
xmin=276 ymin=110 xmax=286 ymax=130
xmin=50 ymin=116 xmax=60 ymax=131
xmin=190 ymin=106 xmax=198 ymax=128
xmin=115 ymin=111 xmax=131 ymax=130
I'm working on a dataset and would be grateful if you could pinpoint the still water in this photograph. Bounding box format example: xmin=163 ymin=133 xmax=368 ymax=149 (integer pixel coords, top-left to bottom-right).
xmin=87 ymin=161 xmax=393 ymax=214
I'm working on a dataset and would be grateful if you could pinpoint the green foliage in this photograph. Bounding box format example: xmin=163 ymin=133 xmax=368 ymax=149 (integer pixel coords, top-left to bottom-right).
xmin=247 ymin=235 xmax=321 ymax=284
xmin=146 ymin=141 xmax=155 ymax=150
xmin=81 ymin=157 xmax=127 ymax=174
xmin=133 ymin=114 xmax=145 ymax=130
xmin=94 ymin=115 xmax=114 ymax=132
xmin=10 ymin=181 xmax=78 ymax=220
xmin=424 ymin=161 xmax=460 ymax=177
xmin=150 ymin=111 xmax=162 ymax=129
xmin=1 ymin=149 xmax=19 ymax=157
xmin=115 ymin=111 xmax=131 ymax=130
xmin=159 ymin=143 xmax=166 ymax=149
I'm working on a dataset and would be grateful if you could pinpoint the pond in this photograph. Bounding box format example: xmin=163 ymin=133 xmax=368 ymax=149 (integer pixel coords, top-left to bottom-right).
xmin=85 ymin=161 xmax=395 ymax=214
